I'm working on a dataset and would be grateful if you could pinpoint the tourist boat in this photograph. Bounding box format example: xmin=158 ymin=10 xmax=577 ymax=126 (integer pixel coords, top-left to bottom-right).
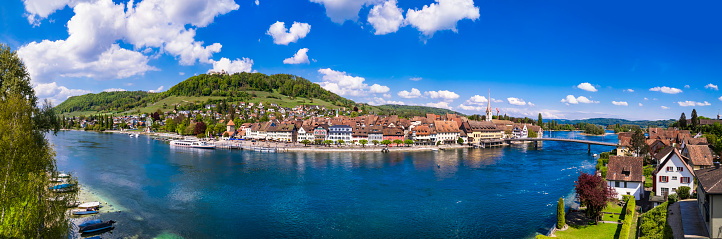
xmin=71 ymin=208 xmax=99 ymax=215
xmin=78 ymin=201 xmax=100 ymax=209
xmin=170 ymin=140 xmax=216 ymax=149
xmin=79 ymin=220 xmax=115 ymax=233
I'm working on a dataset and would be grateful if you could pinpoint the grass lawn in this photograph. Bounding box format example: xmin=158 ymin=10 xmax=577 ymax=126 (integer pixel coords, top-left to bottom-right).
xmin=602 ymin=213 xmax=620 ymax=222
xmin=602 ymin=201 xmax=623 ymax=214
xmin=555 ymin=223 xmax=620 ymax=239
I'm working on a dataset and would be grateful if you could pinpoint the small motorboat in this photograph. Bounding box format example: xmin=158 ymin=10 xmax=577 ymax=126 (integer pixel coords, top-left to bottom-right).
xmin=50 ymin=183 xmax=75 ymax=191
xmin=593 ymin=153 xmax=598 ymax=157
xmin=78 ymin=202 xmax=100 ymax=209
xmin=78 ymin=219 xmax=102 ymax=228
xmin=431 ymin=148 xmax=439 ymax=151
xmin=71 ymin=208 xmax=99 ymax=215
xmin=79 ymin=220 xmax=115 ymax=233
xmin=57 ymin=173 xmax=70 ymax=178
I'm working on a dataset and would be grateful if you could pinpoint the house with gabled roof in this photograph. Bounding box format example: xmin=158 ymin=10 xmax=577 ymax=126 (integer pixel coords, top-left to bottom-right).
xmin=683 ymin=144 xmax=714 ymax=170
xmin=606 ymin=156 xmax=645 ymax=200
xmin=695 ymin=164 xmax=722 ymax=238
xmin=652 ymin=148 xmax=695 ymax=199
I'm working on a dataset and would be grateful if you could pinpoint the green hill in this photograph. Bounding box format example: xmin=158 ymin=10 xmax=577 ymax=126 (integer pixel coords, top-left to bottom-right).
xmin=549 ymin=118 xmax=675 ymax=128
xmin=55 ymin=72 xmax=460 ymax=117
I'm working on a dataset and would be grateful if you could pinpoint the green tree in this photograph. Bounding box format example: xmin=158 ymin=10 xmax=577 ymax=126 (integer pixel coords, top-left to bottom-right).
xmin=677 ymin=186 xmax=691 ymax=199
xmin=336 ymin=139 xmax=345 ymax=145
xmin=393 ymin=139 xmax=403 ymax=146
xmin=557 ymin=197 xmax=565 ymax=229
xmin=538 ymin=113 xmax=543 ymax=129
xmin=678 ymin=113 xmax=687 ymax=129
xmin=1 ymin=44 xmax=75 ymax=238
xmin=631 ymin=128 xmax=649 ymax=157
xmin=322 ymin=140 xmax=333 ymax=146
xmin=691 ymin=109 xmax=698 ymax=131
xmin=359 ymin=139 xmax=368 ymax=148
xmin=300 ymin=139 xmax=311 ymax=146
xmin=457 ymin=137 xmax=464 ymax=144
xmin=381 ymin=140 xmax=392 ymax=146
xmin=404 ymin=139 xmax=414 ymax=146
xmin=372 ymin=140 xmax=380 ymax=146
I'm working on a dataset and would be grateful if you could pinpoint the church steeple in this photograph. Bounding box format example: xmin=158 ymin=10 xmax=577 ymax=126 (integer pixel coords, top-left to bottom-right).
xmin=486 ymin=89 xmax=493 ymax=121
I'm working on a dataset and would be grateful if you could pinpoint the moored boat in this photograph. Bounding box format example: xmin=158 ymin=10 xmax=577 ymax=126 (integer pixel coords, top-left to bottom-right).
xmin=78 ymin=219 xmax=102 ymax=227
xmin=79 ymin=220 xmax=115 ymax=233
xmin=78 ymin=201 xmax=100 ymax=209
xmin=71 ymin=208 xmax=99 ymax=215
xmin=50 ymin=183 xmax=75 ymax=192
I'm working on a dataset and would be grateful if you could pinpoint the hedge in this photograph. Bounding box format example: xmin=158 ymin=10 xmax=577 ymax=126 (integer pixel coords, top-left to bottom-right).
xmin=619 ymin=196 xmax=636 ymax=239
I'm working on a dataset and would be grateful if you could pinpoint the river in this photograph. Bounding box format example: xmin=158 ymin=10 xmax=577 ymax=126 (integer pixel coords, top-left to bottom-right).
xmin=50 ymin=130 xmax=618 ymax=238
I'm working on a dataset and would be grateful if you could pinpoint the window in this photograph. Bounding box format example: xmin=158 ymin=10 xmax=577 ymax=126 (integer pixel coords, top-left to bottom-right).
xmin=660 ymin=176 xmax=668 ymax=183
xmin=667 ymin=166 xmax=673 ymax=171
xmin=677 ymin=167 xmax=683 ymax=172
xmin=624 ymin=182 xmax=628 ymax=188
xmin=672 ymin=176 xmax=678 ymax=181
xmin=615 ymin=182 xmax=620 ymax=187
xmin=661 ymin=188 xmax=669 ymax=196
xmin=682 ymin=177 xmax=690 ymax=184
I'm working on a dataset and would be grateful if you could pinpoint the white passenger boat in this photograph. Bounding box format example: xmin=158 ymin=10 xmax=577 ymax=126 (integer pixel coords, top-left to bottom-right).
xmin=170 ymin=140 xmax=216 ymax=149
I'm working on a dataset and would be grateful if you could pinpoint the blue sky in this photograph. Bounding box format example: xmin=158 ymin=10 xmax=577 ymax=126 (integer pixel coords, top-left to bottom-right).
xmin=2 ymin=0 xmax=721 ymax=120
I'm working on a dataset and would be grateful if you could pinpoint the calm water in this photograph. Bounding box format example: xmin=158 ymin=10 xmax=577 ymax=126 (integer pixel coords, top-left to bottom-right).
xmin=50 ymin=130 xmax=618 ymax=238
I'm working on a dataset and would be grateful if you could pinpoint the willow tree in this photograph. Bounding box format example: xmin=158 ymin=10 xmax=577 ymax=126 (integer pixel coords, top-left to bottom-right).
xmin=0 ymin=44 xmax=74 ymax=238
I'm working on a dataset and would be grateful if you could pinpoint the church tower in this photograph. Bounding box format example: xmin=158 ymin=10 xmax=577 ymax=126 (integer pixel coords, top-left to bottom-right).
xmin=485 ymin=89 xmax=493 ymax=122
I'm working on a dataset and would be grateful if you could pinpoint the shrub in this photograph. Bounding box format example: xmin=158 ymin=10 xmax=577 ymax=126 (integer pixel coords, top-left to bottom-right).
xmin=643 ymin=166 xmax=654 ymax=176
xmin=600 ymin=152 xmax=610 ymax=159
xmin=557 ymin=198 xmax=565 ymax=229
xmin=601 ymin=167 xmax=608 ymax=178
xmin=640 ymin=202 xmax=668 ymax=238
xmin=619 ymin=196 xmax=636 ymax=239
xmin=667 ymin=194 xmax=678 ymax=204
xmin=622 ymin=195 xmax=633 ymax=203
xmin=645 ymin=181 xmax=653 ymax=188
xmin=223 ymin=132 xmax=229 ymax=137
xmin=678 ymin=186 xmax=691 ymax=199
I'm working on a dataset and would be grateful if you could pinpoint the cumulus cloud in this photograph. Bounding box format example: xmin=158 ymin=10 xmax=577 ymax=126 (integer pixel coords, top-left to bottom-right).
xmin=370 ymin=97 xmax=404 ymax=106
xmin=624 ymin=89 xmax=634 ymax=92
xmin=576 ymin=82 xmax=597 ymax=92
xmin=19 ymin=0 xmax=238 ymax=83
xmin=103 ymin=88 xmax=126 ymax=92
xmin=649 ymin=86 xmax=682 ymax=94
xmin=208 ymin=58 xmax=254 ymax=74
xmin=426 ymin=101 xmax=452 ymax=110
xmin=560 ymin=95 xmax=599 ymax=104
xmin=677 ymin=101 xmax=711 ymax=107
xmin=528 ymin=102 xmax=535 ymax=107
xmin=266 ymin=21 xmax=311 ymax=45
xmin=255 ymin=0 xmax=259 ymax=5
xmin=464 ymin=95 xmax=488 ymax=105
xmin=612 ymin=101 xmax=628 ymax=106
xmin=705 ymin=83 xmax=719 ymax=90
xmin=367 ymin=0 xmax=404 ymax=35
xmin=507 ymin=97 xmax=527 ymax=106
xmin=317 ymin=68 xmax=389 ymax=97
xmin=719 ymin=96 xmax=722 ymax=101
xmin=149 ymin=86 xmax=164 ymax=93
xmin=398 ymin=88 xmax=422 ymax=98
xmin=283 ymin=48 xmax=310 ymax=64
xmin=409 ymin=77 xmax=422 ymax=81
xmin=638 ymin=103 xmax=643 ymax=107
xmin=661 ymin=106 xmax=669 ymax=110
xmin=424 ymin=90 xmax=459 ymax=102
xmin=34 ymin=82 xmax=92 ymax=105
xmin=457 ymin=104 xmax=484 ymax=111
xmin=405 ymin=0 xmax=480 ymax=37
xmin=684 ymin=85 xmax=690 ymax=88
xmin=310 ymin=0 xmax=382 ymax=23
xmin=22 ymin=0 xmax=90 ymax=25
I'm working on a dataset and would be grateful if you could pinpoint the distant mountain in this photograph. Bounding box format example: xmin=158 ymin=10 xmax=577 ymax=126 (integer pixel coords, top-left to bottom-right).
xmin=55 ymin=73 xmax=460 ymax=117
xmin=546 ymin=118 xmax=675 ymax=128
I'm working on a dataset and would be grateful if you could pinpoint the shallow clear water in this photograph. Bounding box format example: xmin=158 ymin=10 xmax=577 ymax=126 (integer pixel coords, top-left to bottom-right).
xmin=50 ymin=130 xmax=617 ymax=238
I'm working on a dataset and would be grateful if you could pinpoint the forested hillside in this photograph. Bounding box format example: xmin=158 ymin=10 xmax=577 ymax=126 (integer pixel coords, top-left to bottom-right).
xmin=55 ymin=91 xmax=163 ymax=113
xmin=375 ymin=105 xmax=463 ymax=117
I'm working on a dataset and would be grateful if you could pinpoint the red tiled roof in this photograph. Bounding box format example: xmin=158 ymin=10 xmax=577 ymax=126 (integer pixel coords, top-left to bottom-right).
xmin=606 ymin=156 xmax=644 ymax=182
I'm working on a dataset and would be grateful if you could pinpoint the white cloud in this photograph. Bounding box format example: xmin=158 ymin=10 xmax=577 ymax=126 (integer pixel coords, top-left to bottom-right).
xmin=367 ymin=0 xmax=404 ymax=35
xmin=425 ymin=101 xmax=452 ymax=110
xmin=528 ymin=102 xmax=535 ymax=107
xmin=317 ymin=68 xmax=389 ymax=97
xmin=149 ymin=86 xmax=164 ymax=93
xmin=624 ymin=89 xmax=634 ymax=92
xmin=465 ymin=95 xmax=488 ymax=105
xmin=370 ymin=97 xmax=404 ymax=106
xmin=507 ymin=97 xmax=526 ymax=106
xmin=424 ymin=90 xmax=459 ymax=101
xmin=283 ymin=48 xmax=310 ymax=64
xmin=398 ymin=88 xmax=422 ymax=98
xmin=310 ymin=0 xmax=381 ymax=23
xmin=458 ymin=104 xmax=484 ymax=111
xmin=638 ymin=103 xmax=643 ymax=107
xmin=644 ymin=97 xmax=649 ymax=100
xmin=383 ymin=93 xmax=391 ymax=98
xmin=612 ymin=101 xmax=628 ymax=106
xmin=405 ymin=0 xmax=480 ymax=37
xmin=255 ymin=0 xmax=259 ymax=5
xmin=208 ymin=57 xmax=254 ymax=74
xmin=34 ymin=82 xmax=92 ymax=105
xmin=560 ymin=95 xmax=599 ymax=104
xmin=266 ymin=21 xmax=311 ymax=45
xmin=576 ymin=82 xmax=597 ymax=92
xmin=705 ymin=83 xmax=719 ymax=90
xmin=369 ymin=84 xmax=390 ymax=94
xmin=103 ymin=88 xmax=126 ymax=92
xmin=179 ymin=72 xmax=185 ymax=76
xmin=677 ymin=101 xmax=711 ymax=107
xmin=409 ymin=77 xmax=422 ymax=81
xmin=650 ymin=86 xmax=682 ymax=94
xmin=661 ymin=106 xmax=669 ymax=110
xmin=19 ymin=0 xmax=238 ymax=83
xmin=719 ymin=96 xmax=722 ymax=101
xmin=684 ymin=85 xmax=690 ymax=88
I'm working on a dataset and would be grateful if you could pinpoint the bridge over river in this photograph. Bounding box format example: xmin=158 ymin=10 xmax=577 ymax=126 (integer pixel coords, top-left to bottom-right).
xmin=504 ymin=137 xmax=619 ymax=153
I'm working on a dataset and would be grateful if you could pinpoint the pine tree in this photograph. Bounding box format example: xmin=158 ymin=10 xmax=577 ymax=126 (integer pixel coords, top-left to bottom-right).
xmin=679 ymin=113 xmax=687 ymax=129
xmin=538 ymin=113 xmax=543 ymax=129
xmin=557 ymin=197 xmax=565 ymax=229
xmin=691 ymin=109 xmax=698 ymax=131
